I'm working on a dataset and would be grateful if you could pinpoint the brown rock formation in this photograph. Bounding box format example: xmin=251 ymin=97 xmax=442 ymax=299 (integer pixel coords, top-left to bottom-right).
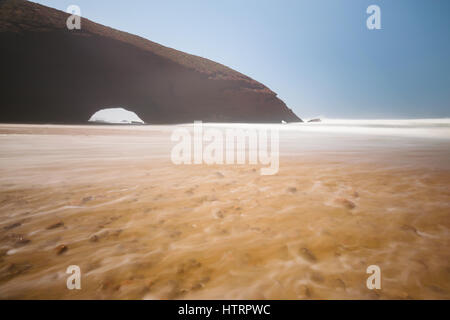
xmin=0 ymin=0 xmax=302 ymax=124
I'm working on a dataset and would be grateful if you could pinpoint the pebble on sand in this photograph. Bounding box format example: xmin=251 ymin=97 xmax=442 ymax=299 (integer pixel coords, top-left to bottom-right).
xmin=297 ymin=284 xmax=312 ymax=298
xmin=299 ymin=247 xmax=317 ymax=263
xmin=1 ymin=263 xmax=32 ymax=281
xmin=16 ymin=236 xmax=31 ymax=246
xmin=56 ymin=244 xmax=68 ymax=255
xmin=3 ymin=222 xmax=22 ymax=230
xmin=334 ymin=278 xmax=347 ymax=290
xmin=311 ymin=272 xmax=324 ymax=283
xmin=6 ymin=234 xmax=31 ymax=247
xmin=82 ymin=196 xmax=93 ymax=204
xmin=213 ymin=209 xmax=224 ymax=219
xmin=47 ymin=222 xmax=64 ymax=230
xmin=335 ymin=198 xmax=356 ymax=210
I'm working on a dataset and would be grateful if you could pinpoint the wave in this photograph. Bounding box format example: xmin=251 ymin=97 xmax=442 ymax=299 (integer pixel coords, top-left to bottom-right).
xmin=200 ymin=119 xmax=450 ymax=139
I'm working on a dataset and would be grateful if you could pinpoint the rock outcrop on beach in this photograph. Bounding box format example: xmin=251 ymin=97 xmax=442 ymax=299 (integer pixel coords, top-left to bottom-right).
xmin=0 ymin=0 xmax=302 ymax=124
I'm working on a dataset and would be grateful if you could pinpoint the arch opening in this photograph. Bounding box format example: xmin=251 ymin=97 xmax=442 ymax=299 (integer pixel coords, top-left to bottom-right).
xmin=88 ymin=108 xmax=145 ymax=124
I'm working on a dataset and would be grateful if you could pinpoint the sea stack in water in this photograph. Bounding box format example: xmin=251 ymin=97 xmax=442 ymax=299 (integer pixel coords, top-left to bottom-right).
xmin=0 ymin=0 xmax=302 ymax=124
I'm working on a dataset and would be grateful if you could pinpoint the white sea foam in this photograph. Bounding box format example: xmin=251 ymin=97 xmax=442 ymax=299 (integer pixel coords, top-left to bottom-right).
xmin=294 ymin=118 xmax=450 ymax=139
xmin=201 ymin=119 xmax=450 ymax=139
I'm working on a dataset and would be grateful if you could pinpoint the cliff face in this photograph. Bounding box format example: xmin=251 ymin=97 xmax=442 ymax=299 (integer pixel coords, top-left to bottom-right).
xmin=0 ymin=0 xmax=302 ymax=124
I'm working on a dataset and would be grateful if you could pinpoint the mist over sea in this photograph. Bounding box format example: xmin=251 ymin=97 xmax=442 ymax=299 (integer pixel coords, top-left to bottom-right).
xmin=290 ymin=118 xmax=450 ymax=138
xmin=204 ymin=118 xmax=450 ymax=138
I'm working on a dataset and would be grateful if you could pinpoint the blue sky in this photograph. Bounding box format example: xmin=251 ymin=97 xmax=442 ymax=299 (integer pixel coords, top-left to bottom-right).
xmin=32 ymin=0 xmax=450 ymax=119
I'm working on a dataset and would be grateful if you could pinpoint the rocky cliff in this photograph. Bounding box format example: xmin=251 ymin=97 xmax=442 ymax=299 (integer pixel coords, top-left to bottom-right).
xmin=0 ymin=0 xmax=302 ymax=124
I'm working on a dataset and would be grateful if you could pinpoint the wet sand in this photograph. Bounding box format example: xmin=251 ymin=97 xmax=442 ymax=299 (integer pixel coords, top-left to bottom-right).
xmin=0 ymin=123 xmax=449 ymax=299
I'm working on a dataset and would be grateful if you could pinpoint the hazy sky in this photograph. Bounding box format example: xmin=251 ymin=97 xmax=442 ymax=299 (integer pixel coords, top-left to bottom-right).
xmin=32 ymin=0 xmax=450 ymax=119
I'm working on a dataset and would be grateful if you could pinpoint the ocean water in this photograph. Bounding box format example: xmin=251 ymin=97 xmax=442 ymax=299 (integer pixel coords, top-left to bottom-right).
xmin=202 ymin=118 xmax=450 ymax=139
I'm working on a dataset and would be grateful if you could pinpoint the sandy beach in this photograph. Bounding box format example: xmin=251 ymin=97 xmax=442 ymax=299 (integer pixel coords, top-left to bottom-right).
xmin=0 ymin=122 xmax=449 ymax=299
